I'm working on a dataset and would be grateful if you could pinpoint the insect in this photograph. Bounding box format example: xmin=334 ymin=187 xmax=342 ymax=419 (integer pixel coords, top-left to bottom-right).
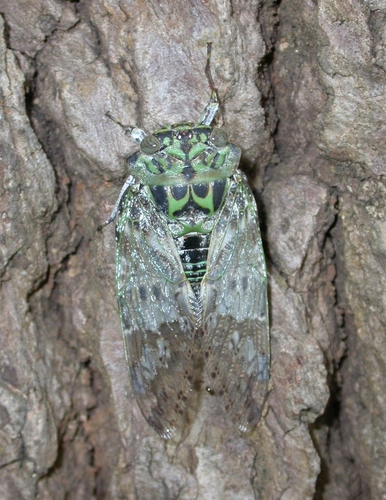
xmin=99 ymin=44 xmax=269 ymax=439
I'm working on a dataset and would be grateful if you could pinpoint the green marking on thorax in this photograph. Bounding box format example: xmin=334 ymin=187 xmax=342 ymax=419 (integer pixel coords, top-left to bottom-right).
xmin=168 ymin=188 xmax=190 ymax=217
xmin=188 ymin=144 xmax=206 ymax=160
xmin=165 ymin=146 xmax=186 ymax=161
xmin=143 ymin=157 xmax=162 ymax=174
xmin=125 ymin=119 xmax=241 ymax=189
xmin=176 ymin=221 xmax=213 ymax=236
xmin=191 ymin=186 xmax=214 ymax=213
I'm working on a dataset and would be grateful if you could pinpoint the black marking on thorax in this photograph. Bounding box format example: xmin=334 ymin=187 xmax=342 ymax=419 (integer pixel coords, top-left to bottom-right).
xmin=149 ymin=178 xmax=227 ymax=219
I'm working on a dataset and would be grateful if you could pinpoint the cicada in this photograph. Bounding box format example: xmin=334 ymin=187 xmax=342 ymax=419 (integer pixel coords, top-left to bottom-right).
xmin=100 ymin=45 xmax=269 ymax=439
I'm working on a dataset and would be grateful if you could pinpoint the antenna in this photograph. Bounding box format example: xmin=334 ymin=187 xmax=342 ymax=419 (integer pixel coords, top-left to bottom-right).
xmin=205 ymin=42 xmax=218 ymax=96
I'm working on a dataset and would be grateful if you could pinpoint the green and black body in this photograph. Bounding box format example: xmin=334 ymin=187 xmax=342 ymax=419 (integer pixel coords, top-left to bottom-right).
xmin=138 ymin=122 xmax=240 ymax=293
xmin=101 ymin=90 xmax=269 ymax=439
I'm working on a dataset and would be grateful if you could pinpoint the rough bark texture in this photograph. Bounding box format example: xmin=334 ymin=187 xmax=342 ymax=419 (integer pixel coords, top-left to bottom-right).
xmin=0 ymin=0 xmax=384 ymax=498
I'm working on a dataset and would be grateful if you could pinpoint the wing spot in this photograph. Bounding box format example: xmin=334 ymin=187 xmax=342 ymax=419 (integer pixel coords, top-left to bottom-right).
xmin=152 ymin=285 xmax=161 ymax=300
xmin=147 ymin=416 xmax=162 ymax=431
xmin=229 ymin=279 xmax=237 ymax=291
xmin=159 ymin=390 xmax=168 ymax=401
xmin=245 ymin=396 xmax=253 ymax=408
xmin=139 ymin=286 xmax=147 ymax=301
xmin=151 ymin=405 xmax=165 ymax=417
xmin=183 ymin=370 xmax=194 ymax=383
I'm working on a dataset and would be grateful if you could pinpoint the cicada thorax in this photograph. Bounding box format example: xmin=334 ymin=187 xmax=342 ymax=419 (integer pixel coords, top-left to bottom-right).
xmin=142 ymin=123 xmax=232 ymax=292
xmin=149 ymin=178 xmax=229 ymax=290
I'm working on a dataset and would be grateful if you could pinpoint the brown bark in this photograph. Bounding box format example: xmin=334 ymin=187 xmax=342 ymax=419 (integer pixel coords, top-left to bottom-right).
xmin=0 ymin=0 xmax=384 ymax=498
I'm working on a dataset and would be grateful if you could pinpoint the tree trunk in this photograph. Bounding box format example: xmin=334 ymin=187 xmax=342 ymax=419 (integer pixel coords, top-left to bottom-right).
xmin=0 ymin=1 xmax=384 ymax=498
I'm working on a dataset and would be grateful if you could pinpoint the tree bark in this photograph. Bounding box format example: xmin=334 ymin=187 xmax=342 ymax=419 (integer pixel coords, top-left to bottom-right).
xmin=0 ymin=0 xmax=384 ymax=498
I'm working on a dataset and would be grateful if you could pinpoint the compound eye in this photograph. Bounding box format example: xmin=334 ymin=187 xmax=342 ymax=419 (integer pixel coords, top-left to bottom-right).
xmin=209 ymin=128 xmax=228 ymax=148
xmin=140 ymin=134 xmax=161 ymax=154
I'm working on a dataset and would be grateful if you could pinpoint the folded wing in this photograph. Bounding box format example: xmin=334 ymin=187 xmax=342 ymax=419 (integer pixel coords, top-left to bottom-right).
xmin=201 ymin=176 xmax=269 ymax=433
xmin=116 ymin=189 xmax=198 ymax=439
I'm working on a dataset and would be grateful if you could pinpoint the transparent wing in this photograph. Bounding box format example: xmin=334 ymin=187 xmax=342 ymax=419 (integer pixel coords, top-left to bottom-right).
xmin=201 ymin=175 xmax=269 ymax=433
xmin=116 ymin=188 xmax=198 ymax=439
